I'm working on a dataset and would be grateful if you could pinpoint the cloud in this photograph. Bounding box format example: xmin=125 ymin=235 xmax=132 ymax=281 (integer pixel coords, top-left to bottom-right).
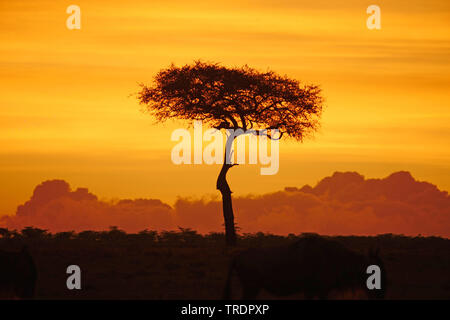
xmin=1 ymin=171 xmax=449 ymax=237
xmin=0 ymin=180 xmax=174 ymax=233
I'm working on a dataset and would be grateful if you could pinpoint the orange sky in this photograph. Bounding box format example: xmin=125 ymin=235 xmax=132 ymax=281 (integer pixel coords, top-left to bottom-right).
xmin=1 ymin=0 xmax=449 ymax=216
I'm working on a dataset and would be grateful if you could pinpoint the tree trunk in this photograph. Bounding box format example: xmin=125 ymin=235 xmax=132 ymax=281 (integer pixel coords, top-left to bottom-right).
xmin=216 ymin=135 xmax=237 ymax=246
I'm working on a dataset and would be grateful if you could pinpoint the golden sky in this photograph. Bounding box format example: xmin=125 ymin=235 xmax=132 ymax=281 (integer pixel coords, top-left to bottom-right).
xmin=1 ymin=0 xmax=449 ymax=215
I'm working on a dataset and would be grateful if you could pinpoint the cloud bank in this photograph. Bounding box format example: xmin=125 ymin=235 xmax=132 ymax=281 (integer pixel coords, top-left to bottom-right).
xmin=1 ymin=171 xmax=449 ymax=237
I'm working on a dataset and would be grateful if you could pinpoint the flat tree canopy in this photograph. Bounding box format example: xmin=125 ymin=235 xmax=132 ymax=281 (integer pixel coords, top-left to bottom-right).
xmin=138 ymin=61 xmax=323 ymax=140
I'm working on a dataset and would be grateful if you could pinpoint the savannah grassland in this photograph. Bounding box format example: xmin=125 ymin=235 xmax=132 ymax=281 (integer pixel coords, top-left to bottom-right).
xmin=1 ymin=228 xmax=449 ymax=300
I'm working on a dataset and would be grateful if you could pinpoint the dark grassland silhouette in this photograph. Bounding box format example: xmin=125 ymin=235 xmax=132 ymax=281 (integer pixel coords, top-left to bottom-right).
xmin=0 ymin=244 xmax=37 ymax=299
xmin=224 ymin=234 xmax=386 ymax=299
xmin=137 ymin=61 xmax=324 ymax=246
xmin=0 ymin=227 xmax=449 ymax=299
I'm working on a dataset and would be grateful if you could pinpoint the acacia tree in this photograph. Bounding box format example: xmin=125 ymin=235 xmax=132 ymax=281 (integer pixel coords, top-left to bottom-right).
xmin=137 ymin=61 xmax=323 ymax=246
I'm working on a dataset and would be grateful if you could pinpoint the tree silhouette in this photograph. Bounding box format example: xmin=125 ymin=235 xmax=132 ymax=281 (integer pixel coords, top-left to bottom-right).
xmin=138 ymin=61 xmax=323 ymax=246
xmin=21 ymin=227 xmax=49 ymax=240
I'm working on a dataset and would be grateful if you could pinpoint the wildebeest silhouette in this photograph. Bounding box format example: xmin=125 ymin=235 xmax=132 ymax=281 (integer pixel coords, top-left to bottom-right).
xmin=0 ymin=246 xmax=37 ymax=299
xmin=224 ymin=235 xmax=386 ymax=300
